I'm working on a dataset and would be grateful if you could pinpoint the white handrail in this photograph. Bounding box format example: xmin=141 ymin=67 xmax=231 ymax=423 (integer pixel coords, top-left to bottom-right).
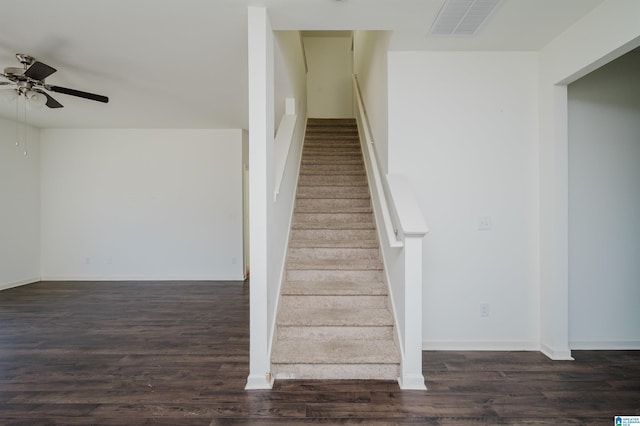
xmin=353 ymin=74 xmax=403 ymax=248
xmin=273 ymin=99 xmax=298 ymax=201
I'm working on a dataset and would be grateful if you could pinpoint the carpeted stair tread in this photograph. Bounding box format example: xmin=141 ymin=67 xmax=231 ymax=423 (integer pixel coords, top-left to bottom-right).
xmin=283 ymin=280 xmax=387 ymax=296
xmin=272 ymin=339 xmax=399 ymax=364
xmin=278 ymin=306 xmax=393 ymax=327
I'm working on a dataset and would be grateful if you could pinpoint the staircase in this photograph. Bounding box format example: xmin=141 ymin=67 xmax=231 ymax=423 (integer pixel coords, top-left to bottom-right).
xmin=271 ymin=118 xmax=400 ymax=380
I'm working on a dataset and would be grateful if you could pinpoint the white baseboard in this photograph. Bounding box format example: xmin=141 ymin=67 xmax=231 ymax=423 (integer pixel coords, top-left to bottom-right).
xmin=423 ymin=340 xmax=540 ymax=351
xmin=397 ymin=374 xmax=427 ymax=390
xmin=0 ymin=277 xmax=40 ymax=291
xmin=540 ymin=343 xmax=574 ymax=360
xmin=245 ymin=373 xmax=274 ymax=390
xmin=570 ymin=340 xmax=640 ymax=350
xmin=39 ymin=275 xmax=246 ymax=282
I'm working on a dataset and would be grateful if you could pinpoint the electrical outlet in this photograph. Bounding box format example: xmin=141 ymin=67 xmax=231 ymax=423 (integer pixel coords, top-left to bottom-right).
xmin=480 ymin=303 xmax=490 ymax=317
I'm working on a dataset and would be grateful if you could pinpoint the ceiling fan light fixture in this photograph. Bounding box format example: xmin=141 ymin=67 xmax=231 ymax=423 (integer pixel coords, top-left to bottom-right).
xmin=0 ymin=88 xmax=19 ymax=102
xmin=26 ymin=90 xmax=47 ymax=108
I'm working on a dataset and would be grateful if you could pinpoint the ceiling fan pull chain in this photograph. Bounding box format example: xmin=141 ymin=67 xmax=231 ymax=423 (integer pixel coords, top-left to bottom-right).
xmin=15 ymin=96 xmax=20 ymax=147
xmin=23 ymin=97 xmax=28 ymax=156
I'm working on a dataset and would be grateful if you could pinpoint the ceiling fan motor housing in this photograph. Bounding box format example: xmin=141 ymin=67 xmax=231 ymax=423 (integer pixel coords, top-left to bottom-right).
xmin=4 ymin=67 xmax=24 ymax=76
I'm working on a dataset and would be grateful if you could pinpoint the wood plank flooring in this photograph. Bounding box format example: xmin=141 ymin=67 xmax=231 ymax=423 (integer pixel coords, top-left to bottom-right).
xmin=0 ymin=281 xmax=638 ymax=425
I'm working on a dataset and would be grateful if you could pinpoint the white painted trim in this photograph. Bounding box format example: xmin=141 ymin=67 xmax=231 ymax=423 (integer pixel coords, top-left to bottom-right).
xmin=246 ymin=6 xmax=273 ymax=390
xmin=245 ymin=373 xmax=274 ymax=390
xmin=0 ymin=277 xmax=40 ymax=291
xmin=39 ymin=275 xmax=246 ymax=282
xmin=570 ymin=341 xmax=640 ymax=350
xmin=267 ymin=115 xmax=307 ymax=363
xmin=424 ymin=340 xmax=541 ymax=351
xmin=397 ymin=373 xmax=427 ymax=391
xmin=386 ymin=174 xmax=428 ymax=237
xmin=540 ymin=343 xmax=574 ymax=361
xmin=273 ymin=111 xmax=298 ymax=201
xmin=353 ymin=74 xmax=402 ymax=249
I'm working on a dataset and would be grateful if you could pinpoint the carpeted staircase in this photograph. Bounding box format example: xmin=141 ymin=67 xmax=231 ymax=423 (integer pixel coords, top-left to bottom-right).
xmin=271 ymin=118 xmax=400 ymax=380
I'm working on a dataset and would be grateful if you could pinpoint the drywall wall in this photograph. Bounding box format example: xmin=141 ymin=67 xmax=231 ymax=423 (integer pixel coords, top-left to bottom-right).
xmin=353 ymin=30 xmax=391 ymax=174
xmin=272 ymin=30 xmax=308 ymax=332
xmin=0 ymin=116 xmax=40 ymax=289
xmin=304 ymin=35 xmax=353 ymax=118
xmin=538 ymin=0 xmax=640 ymax=359
xmin=388 ymin=51 xmax=540 ymax=349
xmin=40 ymin=128 xmax=244 ymax=281
xmin=568 ymin=51 xmax=640 ymax=349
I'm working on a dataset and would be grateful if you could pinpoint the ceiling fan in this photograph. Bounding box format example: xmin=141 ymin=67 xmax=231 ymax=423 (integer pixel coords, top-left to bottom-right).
xmin=0 ymin=53 xmax=109 ymax=108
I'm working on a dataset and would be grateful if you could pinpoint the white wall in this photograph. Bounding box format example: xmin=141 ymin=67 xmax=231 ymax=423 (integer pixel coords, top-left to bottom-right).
xmin=538 ymin=0 xmax=640 ymax=358
xmin=568 ymin=51 xmax=640 ymax=349
xmin=388 ymin=52 xmax=540 ymax=349
xmin=0 ymin=117 xmax=41 ymax=289
xmin=272 ymin=30 xmax=308 ymax=326
xmin=353 ymin=31 xmax=391 ymax=174
xmin=40 ymin=128 xmax=244 ymax=281
xmin=304 ymin=35 xmax=353 ymax=118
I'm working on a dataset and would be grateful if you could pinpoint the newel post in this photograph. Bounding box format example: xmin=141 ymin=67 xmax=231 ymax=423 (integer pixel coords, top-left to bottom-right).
xmin=401 ymin=235 xmax=427 ymax=389
xmin=387 ymin=174 xmax=429 ymax=390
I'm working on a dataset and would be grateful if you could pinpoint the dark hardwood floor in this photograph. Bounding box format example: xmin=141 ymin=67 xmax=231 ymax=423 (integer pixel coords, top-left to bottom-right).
xmin=0 ymin=281 xmax=638 ymax=425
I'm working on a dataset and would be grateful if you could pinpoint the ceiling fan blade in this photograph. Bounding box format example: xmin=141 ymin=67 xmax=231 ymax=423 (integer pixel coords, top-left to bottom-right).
xmin=48 ymin=85 xmax=108 ymax=103
xmin=0 ymin=82 xmax=11 ymax=85
xmin=24 ymin=61 xmax=57 ymax=81
xmin=35 ymin=89 xmax=64 ymax=108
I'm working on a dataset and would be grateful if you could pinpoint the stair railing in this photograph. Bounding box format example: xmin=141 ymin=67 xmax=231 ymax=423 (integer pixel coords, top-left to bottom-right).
xmin=274 ymin=98 xmax=298 ymax=201
xmin=353 ymin=74 xmax=429 ymax=390
xmin=353 ymin=75 xmax=403 ymax=249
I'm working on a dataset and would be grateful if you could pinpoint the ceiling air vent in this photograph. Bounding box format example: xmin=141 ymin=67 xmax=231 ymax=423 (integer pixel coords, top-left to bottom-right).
xmin=430 ymin=0 xmax=502 ymax=35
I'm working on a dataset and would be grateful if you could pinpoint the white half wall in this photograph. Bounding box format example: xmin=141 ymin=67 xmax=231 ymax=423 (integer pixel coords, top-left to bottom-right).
xmin=568 ymin=51 xmax=640 ymax=349
xmin=304 ymin=35 xmax=353 ymax=118
xmin=0 ymin=117 xmax=41 ymax=290
xmin=40 ymin=128 xmax=244 ymax=281
xmin=388 ymin=52 xmax=540 ymax=350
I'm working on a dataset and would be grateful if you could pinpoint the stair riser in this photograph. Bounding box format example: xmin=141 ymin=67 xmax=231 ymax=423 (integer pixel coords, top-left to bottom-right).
xmin=297 ymin=186 xmax=370 ymax=199
xmin=283 ymin=281 xmax=387 ymax=296
xmin=294 ymin=213 xmax=373 ymax=224
xmin=286 ymin=270 xmax=383 ymax=282
xmin=301 ymin=160 xmax=364 ymax=167
xmin=295 ymin=198 xmax=371 ymax=212
xmin=300 ymin=164 xmax=365 ymax=173
xmin=290 ymin=229 xmax=377 ymax=242
xmin=298 ymin=175 xmax=367 ymax=186
xmin=272 ymin=364 xmax=399 ymax=380
xmin=287 ymin=260 xmax=383 ymax=271
xmin=280 ymin=295 xmax=388 ymax=310
xmin=289 ymin=240 xmax=378 ymax=249
xmin=288 ymin=247 xmax=381 ymax=261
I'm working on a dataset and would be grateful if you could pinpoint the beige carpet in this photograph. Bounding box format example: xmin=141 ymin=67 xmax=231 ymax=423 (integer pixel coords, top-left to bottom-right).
xmin=271 ymin=118 xmax=400 ymax=380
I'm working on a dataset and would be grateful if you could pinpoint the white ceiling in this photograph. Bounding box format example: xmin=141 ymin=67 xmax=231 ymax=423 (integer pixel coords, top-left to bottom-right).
xmin=0 ymin=0 xmax=603 ymax=130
